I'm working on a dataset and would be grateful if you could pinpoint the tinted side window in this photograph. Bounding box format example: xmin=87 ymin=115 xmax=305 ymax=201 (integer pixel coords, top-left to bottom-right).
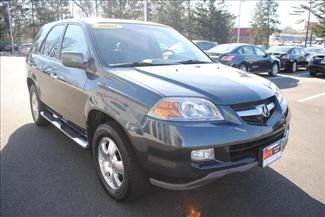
xmin=31 ymin=24 xmax=52 ymax=54
xmin=290 ymin=49 xmax=297 ymax=55
xmin=254 ymin=47 xmax=266 ymax=56
xmin=42 ymin=25 xmax=65 ymax=59
xmin=61 ymin=25 xmax=88 ymax=59
xmin=236 ymin=47 xmax=244 ymax=54
xmin=242 ymin=46 xmax=255 ymax=55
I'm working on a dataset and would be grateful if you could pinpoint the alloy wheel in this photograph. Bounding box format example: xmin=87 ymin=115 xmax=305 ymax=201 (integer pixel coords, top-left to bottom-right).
xmin=292 ymin=62 xmax=297 ymax=72
xmin=239 ymin=64 xmax=247 ymax=72
xmin=98 ymin=137 xmax=125 ymax=190
xmin=272 ymin=64 xmax=278 ymax=76
xmin=31 ymin=91 xmax=39 ymax=120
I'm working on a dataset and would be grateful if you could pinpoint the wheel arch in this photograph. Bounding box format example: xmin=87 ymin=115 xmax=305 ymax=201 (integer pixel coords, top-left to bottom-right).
xmin=86 ymin=109 xmax=133 ymax=153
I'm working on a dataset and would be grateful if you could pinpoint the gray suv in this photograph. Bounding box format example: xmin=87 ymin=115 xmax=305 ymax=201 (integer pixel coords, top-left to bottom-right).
xmin=26 ymin=19 xmax=290 ymax=201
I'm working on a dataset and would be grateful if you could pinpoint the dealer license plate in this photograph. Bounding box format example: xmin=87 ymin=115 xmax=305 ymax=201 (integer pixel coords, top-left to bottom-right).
xmin=259 ymin=142 xmax=282 ymax=168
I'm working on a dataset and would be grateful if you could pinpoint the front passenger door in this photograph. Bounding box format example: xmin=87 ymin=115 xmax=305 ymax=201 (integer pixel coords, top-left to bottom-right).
xmin=53 ymin=24 xmax=91 ymax=128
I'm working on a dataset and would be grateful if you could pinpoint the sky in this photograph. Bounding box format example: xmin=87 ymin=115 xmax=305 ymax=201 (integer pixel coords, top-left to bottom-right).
xmin=223 ymin=0 xmax=319 ymax=31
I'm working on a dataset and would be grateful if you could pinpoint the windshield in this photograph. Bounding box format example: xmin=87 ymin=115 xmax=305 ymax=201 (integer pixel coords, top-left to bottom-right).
xmin=91 ymin=23 xmax=212 ymax=67
xmin=268 ymin=46 xmax=291 ymax=53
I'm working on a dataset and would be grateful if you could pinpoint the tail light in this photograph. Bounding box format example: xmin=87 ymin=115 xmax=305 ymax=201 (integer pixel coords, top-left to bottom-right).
xmin=221 ymin=55 xmax=235 ymax=62
xmin=281 ymin=55 xmax=289 ymax=60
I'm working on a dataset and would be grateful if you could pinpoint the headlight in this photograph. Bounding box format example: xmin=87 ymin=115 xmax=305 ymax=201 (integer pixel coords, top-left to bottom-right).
xmin=269 ymin=82 xmax=283 ymax=103
xmin=147 ymin=97 xmax=224 ymax=121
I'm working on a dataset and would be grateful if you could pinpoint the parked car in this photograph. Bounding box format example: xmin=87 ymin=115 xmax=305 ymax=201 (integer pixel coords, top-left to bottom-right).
xmin=307 ymin=53 xmax=325 ymax=76
xmin=304 ymin=47 xmax=325 ymax=55
xmin=266 ymin=46 xmax=308 ymax=72
xmin=18 ymin=43 xmax=32 ymax=55
xmin=206 ymin=43 xmax=280 ymax=76
xmin=27 ymin=19 xmax=290 ymax=201
xmin=193 ymin=40 xmax=218 ymax=51
xmin=3 ymin=43 xmax=17 ymax=52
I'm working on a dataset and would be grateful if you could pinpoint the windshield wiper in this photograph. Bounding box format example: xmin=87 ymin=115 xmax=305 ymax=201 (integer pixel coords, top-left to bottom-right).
xmin=109 ymin=62 xmax=174 ymax=68
xmin=176 ymin=59 xmax=212 ymax=64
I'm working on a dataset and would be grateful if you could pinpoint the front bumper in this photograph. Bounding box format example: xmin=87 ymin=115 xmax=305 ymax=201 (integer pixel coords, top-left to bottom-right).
xmin=129 ymin=101 xmax=290 ymax=190
xmin=308 ymin=63 xmax=325 ymax=73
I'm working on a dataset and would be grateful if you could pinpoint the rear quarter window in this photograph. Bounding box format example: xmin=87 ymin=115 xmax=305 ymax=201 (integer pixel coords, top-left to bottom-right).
xmin=30 ymin=24 xmax=52 ymax=54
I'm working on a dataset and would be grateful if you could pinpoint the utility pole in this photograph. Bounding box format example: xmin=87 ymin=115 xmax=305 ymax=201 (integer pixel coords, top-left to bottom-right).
xmin=304 ymin=0 xmax=311 ymax=48
xmin=237 ymin=0 xmax=242 ymax=43
xmin=267 ymin=0 xmax=270 ymax=48
xmin=95 ymin=0 xmax=98 ymax=17
xmin=2 ymin=2 xmax=14 ymax=53
xmin=31 ymin=0 xmax=35 ymax=37
xmin=144 ymin=0 xmax=148 ymax=22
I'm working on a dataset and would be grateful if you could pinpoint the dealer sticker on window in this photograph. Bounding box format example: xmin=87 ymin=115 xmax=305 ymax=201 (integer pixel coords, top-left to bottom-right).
xmin=92 ymin=23 xmax=123 ymax=29
xmin=259 ymin=142 xmax=282 ymax=168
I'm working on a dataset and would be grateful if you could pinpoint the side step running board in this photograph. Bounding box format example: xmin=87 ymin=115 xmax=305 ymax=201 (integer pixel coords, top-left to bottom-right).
xmin=40 ymin=111 xmax=88 ymax=148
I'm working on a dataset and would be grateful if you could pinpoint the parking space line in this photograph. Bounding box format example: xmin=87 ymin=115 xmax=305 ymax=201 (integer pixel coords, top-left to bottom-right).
xmin=298 ymin=92 xmax=325 ymax=102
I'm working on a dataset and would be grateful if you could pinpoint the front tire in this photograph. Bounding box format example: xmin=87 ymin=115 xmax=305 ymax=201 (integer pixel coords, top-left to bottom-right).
xmin=29 ymin=85 xmax=48 ymax=126
xmin=309 ymin=68 xmax=316 ymax=76
xmin=93 ymin=123 xmax=149 ymax=201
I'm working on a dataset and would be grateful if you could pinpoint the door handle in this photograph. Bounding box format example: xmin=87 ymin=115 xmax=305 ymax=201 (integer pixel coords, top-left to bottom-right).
xmin=50 ymin=73 xmax=58 ymax=79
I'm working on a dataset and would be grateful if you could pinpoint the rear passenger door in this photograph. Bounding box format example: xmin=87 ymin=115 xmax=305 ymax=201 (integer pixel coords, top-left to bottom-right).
xmin=298 ymin=48 xmax=308 ymax=66
xmin=34 ymin=24 xmax=66 ymax=110
xmin=241 ymin=45 xmax=258 ymax=71
xmin=253 ymin=46 xmax=272 ymax=72
xmin=52 ymin=24 xmax=90 ymax=128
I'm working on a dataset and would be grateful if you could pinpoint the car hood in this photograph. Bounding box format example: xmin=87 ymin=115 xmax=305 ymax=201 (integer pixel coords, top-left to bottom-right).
xmin=112 ymin=63 xmax=275 ymax=105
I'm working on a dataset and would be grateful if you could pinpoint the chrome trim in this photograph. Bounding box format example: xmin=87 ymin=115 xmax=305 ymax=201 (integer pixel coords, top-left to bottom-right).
xmin=40 ymin=111 xmax=88 ymax=148
xmin=236 ymin=102 xmax=275 ymax=117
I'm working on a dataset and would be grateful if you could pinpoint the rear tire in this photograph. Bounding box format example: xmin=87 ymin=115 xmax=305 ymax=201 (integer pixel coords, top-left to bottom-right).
xmin=92 ymin=122 xmax=149 ymax=202
xmin=269 ymin=63 xmax=279 ymax=76
xmin=239 ymin=63 xmax=248 ymax=72
xmin=287 ymin=61 xmax=298 ymax=73
xmin=29 ymin=85 xmax=48 ymax=126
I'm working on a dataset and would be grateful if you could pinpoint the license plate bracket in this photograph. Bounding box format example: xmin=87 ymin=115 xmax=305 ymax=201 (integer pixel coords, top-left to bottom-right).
xmin=258 ymin=141 xmax=282 ymax=168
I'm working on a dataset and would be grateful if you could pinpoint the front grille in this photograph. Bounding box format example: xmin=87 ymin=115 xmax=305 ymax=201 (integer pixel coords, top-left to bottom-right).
xmin=231 ymin=96 xmax=276 ymax=125
xmin=229 ymin=129 xmax=284 ymax=161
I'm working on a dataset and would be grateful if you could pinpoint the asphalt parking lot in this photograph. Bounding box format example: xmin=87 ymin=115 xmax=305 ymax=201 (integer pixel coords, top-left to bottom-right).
xmin=1 ymin=56 xmax=324 ymax=217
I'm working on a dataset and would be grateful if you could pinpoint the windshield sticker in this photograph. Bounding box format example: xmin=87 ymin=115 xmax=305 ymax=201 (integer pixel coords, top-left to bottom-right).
xmin=92 ymin=23 xmax=122 ymax=29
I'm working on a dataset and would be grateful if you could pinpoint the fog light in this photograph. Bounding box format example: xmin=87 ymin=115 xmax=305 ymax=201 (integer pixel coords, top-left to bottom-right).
xmin=191 ymin=148 xmax=215 ymax=161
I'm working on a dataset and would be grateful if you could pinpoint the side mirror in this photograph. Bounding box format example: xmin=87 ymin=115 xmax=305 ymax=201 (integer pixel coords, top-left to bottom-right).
xmin=264 ymin=53 xmax=269 ymax=58
xmin=61 ymin=52 xmax=87 ymax=69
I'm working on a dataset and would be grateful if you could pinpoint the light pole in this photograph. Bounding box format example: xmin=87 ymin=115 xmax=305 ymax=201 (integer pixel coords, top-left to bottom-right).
xmin=304 ymin=0 xmax=312 ymax=48
xmin=2 ymin=1 xmax=14 ymax=53
xmin=144 ymin=0 xmax=148 ymax=22
xmin=237 ymin=0 xmax=242 ymax=43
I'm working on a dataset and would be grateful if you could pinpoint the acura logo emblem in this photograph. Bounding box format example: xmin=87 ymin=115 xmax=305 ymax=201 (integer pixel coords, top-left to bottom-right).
xmin=261 ymin=104 xmax=270 ymax=117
